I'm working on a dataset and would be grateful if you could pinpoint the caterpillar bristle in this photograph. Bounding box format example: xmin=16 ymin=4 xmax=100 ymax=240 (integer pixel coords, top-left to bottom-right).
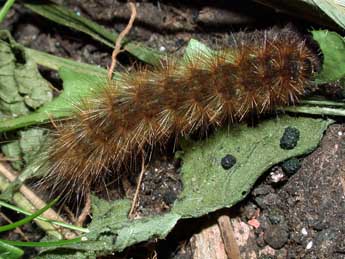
xmin=38 ymin=26 xmax=321 ymax=201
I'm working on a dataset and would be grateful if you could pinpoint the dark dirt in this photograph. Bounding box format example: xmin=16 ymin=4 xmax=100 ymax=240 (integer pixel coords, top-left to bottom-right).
xmin=1 ymin=1 xmax=345 ymax=258
xmin=136 ymin=157 xmax=182 ymax=216
xmin=237 ymin=124 xmax=345 ymax=259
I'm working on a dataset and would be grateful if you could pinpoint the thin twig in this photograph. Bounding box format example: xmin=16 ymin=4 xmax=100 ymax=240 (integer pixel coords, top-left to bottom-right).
xmin=217 ymin=214 xmax=241 ymax=259
xmin=0 ymin=156 xmax=19 ymax=161
xmin=340 ymin=177 xmax=345 ymax=195
xmin=63 ymin=205 xmax=77 ymax=223
xmin=48 ymin=113 xmax=58 ymax=129
xmin=108 ymin=1 xmax=137 ymax=81
xmin=340 ymin=166 xmax=345 ymax=195
xmin=76 ymin=192 xmax=91 ymax=226
xmin=0 ymin=161 xmax=77 ymax=238
xmin=0 ymin=212 xmax=29 ymax=241
xmin=128 ymin=156 xmax=145 ymax=218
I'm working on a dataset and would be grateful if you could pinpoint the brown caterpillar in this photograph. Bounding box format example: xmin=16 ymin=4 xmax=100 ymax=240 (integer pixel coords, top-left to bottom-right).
xmin=40 ymin=26 xmax=321 ymax=198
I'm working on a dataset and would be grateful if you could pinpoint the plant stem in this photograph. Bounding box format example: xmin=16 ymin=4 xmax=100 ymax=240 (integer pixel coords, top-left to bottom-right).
xmin=0 ymin=0 xmax=15 ymax=23
xmin=300 ymin=99 xmax=345 ymax=107
xmin=284 ymin=105 xmax=345 ymax=117
xmin=0 ymin=237 xmax=83 ymax=247
xmin=0 ymin=162 xmax=77 ymax=239
xmin=0 ymin=201 xmax=89 ymax=233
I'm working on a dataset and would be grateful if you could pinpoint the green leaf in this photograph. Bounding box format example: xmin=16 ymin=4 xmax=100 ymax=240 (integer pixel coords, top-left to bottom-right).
xmin=0 ymin=30 xmax=54 ymax=172
xmin=310 ymin=0 xmax=345 ymax=29
xmin=0 ymin=140 xmax=22 ymax=171
xmin=0 ymin=67 xmax=101 ymax=132
xmin=25 ymin=47 xmax=107 ymax=76
xmin=184 ymin=39 xmax=214 ymax=60
xmin=0 ymin=30 xmax=52 ymax=119
xmin=24 ymin=1 xmax=114 ymax=48
xmin=19 ymin=128 xmax=48 ymax=164
xmin=0 ymin=31 xmax=110 ymax=133
xmin=171 ymin=116 xmax=331 ymax=216
xmin=253 ymin=0 xmax=342 ymax=29
xmin=1 ymin=128 xmax=48 ymax=170
xmin=86 ymin=198 xmax=179 ymax=253
xmin=0 ymin=241 xmax=24 ymax=259
xmin=313 ymin=30 xmax=345 ymax=84
xmin=23 ymin=0 xmax=162 ymax=66
xmin=184 ymin=39 xmax=235 ymax=64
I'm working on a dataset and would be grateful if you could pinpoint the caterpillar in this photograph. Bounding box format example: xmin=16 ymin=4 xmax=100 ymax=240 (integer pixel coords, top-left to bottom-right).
xmin=40 ymin=26 xmax=321 ymax=199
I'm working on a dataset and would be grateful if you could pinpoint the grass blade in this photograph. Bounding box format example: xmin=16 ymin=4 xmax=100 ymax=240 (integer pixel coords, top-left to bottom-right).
xmin=0 ymin=201 xmax=89 ymax=233
xmin=0 ymin=237 xmax=83 ymax=247
xmin=23 ymin=0 xmax=162 ymax=66
xmin=0 ymin=241 xmax=23 ymax=259
xmin=0 ymin=198 xmax=58 ymax=232
xmin=0 ymin=0 xmax=15 ymax=23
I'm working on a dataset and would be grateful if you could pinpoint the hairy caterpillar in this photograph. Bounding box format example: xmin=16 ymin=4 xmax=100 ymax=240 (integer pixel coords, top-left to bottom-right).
xmin=40 ymin=26 xmax=321 ymax=199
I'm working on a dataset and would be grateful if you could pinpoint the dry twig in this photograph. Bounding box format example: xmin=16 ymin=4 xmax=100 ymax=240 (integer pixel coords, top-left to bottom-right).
xmin=108 ymin=1 xmax=137 ymax=81
xmin=128 ymin=156 xmax=145 ymax=218
xmin=0 ymin=161 xmax=77 ymax=238
xmin=76 ymin=192 xmax=91 ymax=226
xmin=0 ymin=212 xmax=29 ymax=241
xmin=217 ymin=215 xmax=241 ymax=259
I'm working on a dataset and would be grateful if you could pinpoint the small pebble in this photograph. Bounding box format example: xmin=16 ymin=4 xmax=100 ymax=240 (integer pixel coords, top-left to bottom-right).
xmin=252 ymin=185 xmax=272 ymax=196
xmin=163 ymin=191 xmax=177 ymax=205
xmin=280 ymin=127 xmax=300 ymax=150
xmin=268 ymin=208 xmax=285 ymax=224
xmin=248 ymin=218 xmax=260 ymax=229
xmin=306 ymin=240 xmax=313 ymax=250
xmin=242 ymin=202 xmax=258 ymax=219
xmin=269 ymin=171 xmax=285 ymax=183
xmin=281 ymin=158 xmax=301 ymax=175
xmin=175 ymin=38 xmax=185 ymax=48
xmin=221 ymin=154 xmax=236 ymax=170
xmin=256 ymin=233 xmax=266 ymax=247
xmin=264 ymin=224 xmax=289 ymax=249
xmin=301 ymin=227 xmax=308 ymax=236
xmin=159 ymin=46 xmax=166 ymax=52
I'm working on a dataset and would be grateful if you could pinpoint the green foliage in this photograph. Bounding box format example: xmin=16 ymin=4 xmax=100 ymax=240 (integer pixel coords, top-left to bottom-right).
xmin=0 ymin=198 xmax=58 ymax=232
xmin=312 ymin=30 xmax=345 ymax=83
xmin=0 ymin=198 xmax=57 ymax=258
xmin=0 ymin=31 xmax=341 ymax=257
xmin=0 ymin=201 xmax=89 ymax=234
xmin=0 ymin=31 xmax=52 ymax=119
xmin=310 ymin=0 xmax=345 ymax=29
xmin=23 ymin=0 xmax=162 ymax=66
xmin=0 ymin=241 xmax=23 ymax=259
xmin=0 ymin=198 xmax=86 ymax=258
xmin=0 ymin=3 xmax=344 ymax=257
xmin=0 ymin=0 xmax=15 ymax=24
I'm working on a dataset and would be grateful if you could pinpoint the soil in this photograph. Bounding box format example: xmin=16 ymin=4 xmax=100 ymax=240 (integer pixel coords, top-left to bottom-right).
xmin=238 ymin=124 xmax=345 ymax=259
xmin=1 ymin=1 xmax=345 ymax=258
